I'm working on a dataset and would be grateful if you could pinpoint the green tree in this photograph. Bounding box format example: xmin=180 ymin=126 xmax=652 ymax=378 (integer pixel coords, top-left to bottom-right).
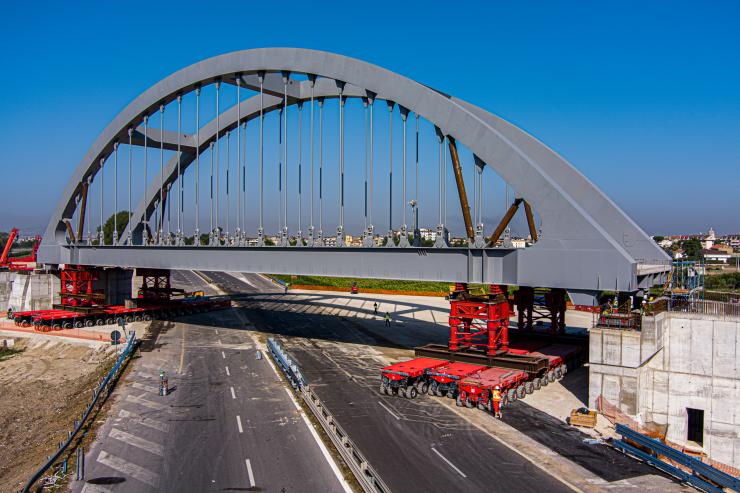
xmin=680 ymin=239 xmax=703 ymax=260
xmin=96 ymin=211 xmax=130 ymax=245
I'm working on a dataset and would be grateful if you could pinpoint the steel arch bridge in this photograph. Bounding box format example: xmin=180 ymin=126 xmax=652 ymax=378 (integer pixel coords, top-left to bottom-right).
xmin=38 ymin=48 xmax=669 ymax=304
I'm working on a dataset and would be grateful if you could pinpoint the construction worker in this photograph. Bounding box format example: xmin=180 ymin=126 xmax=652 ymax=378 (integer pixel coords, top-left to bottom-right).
xmin=373 ymin=302 xmax=379 ymax=316
xmin=491 ymin=386 xmax=502 ymax=418
xmin=384 ymin=311 xmax=391 ymax=327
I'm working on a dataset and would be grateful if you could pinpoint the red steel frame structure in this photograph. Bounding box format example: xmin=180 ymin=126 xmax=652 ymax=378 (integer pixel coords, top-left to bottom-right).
xmin=60 ymin=266 xmax=99 ymax=307
xmin=448 ymin=283 xmax=510 ymax=355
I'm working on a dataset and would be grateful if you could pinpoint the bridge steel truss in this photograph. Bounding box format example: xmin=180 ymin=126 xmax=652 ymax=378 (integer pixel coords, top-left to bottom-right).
xmin=38 ymin=48 xmax=669 ymax=304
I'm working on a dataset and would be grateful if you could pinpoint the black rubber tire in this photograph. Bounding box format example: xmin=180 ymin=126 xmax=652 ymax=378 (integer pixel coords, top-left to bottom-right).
xmin=96 ymin=319 xmax=104 ymax=326
xmin=540 ymin=374 xmax=549 ymax=386
xmin=52 ymin=324 xmax=61 ymax=330
xmin=379 ymin=384 xmax=386 ymax=395
xmin=507 ymin=388 xmax=517 ymax=402
xmin=465 ymin=399 xmax=474 ymax=409
xmin=105 ymin=318 xmax=114 ymax=326
xmin=533 ymin=378 xmax=542 ymax=390
xmin=85 ymin=320 xmax=94 ymax=327
xmin=477 ymin=401 xmax=485 ymax=411
xmin=420 ymin=382 xmax=429 ymax=394
xmin=561 ymin=363 xmax=568 ymax=375
xmin=525 ymin=382 xmax=534 ymax=394
xmin=406 ymin=386 xmax=418 ymax=399
xmin=62 ymin=322 xmax=72 ymax=329
xmin=456 ymin=395 xmax=463 ymax=407
xmin=143 ymin=314 xmax=152 ymax=321
xmin=548 ymin=371 xmax=556 ymax=383
xmin=124 ymin=315 xmax=133 ymax=323
xmin=134 ymin=315 xmax=142 ymax=322
xmin=516 ymin=385 xmax=526 ymax=399
xmin=74 ymin=321 xmax=83 ymax=329
xmin=555 ymin=367 xmax=563 ymax=379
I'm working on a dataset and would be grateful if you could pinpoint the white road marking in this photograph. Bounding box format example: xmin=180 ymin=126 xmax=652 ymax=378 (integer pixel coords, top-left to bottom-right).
xmin=245 ymin=458 xmax=256 ymax=487
xmin=432 ymin=447 xmax=467 ymax=478
xmin=237 ymin=415 xmax=243 ymax=433
xmin=215 ymin=329 xmax=219 ymax=335
xmin=118 ymin=409 xmax=169 ymax=433
xmin=377 ymin=400 xmax=401 ymax=420
xmin=231 ymin=386 xmax=236 ymax=399
xmin=222 ymin=351 xmax=226 ymax=359
xmin=218 ymin=338 xmax=223 ymax=345
xmin=125 ymin=393 xmax=168 ymax=411
xmin=130 ymin=382 xmax=159 ymax=393
xmin=109 ymin=428 xmax=164 ymax=456
xmin=225 ymin=366 xmax=231 ymax=376
xmin=96 ymin=450 xmax=160 ymax=487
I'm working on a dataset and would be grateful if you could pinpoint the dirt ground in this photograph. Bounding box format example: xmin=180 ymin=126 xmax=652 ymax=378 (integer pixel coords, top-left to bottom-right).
xmin=0 ymin=337 xmax=115 ymax=493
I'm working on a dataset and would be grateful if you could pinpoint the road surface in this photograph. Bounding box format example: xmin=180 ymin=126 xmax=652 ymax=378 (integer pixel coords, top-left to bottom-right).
xmin=73 ymin=274 xmax=348 ymax=493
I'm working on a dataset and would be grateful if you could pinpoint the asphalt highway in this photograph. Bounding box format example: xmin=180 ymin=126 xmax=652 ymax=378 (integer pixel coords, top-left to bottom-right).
xmin=73 ymin=274 xmax=348 ymax=493
xmin=200 ymin=271 xmax=574 ymax=493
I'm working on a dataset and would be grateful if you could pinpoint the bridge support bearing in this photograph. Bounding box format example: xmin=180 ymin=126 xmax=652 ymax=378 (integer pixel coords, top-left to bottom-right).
xmin=336 ymin=226 xmax=345 ymax=248
xmin=385 ymin=230 xmax=396 ymax=248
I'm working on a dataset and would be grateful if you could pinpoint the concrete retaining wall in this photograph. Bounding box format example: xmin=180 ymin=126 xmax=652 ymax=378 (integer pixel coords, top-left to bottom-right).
xmin=589 ymin=312 xmax=740 ymax=468
xmin=0 ymin=271 xmax=16 ymax=308
xmin=7 ymin=271 xmax=61 ymax=312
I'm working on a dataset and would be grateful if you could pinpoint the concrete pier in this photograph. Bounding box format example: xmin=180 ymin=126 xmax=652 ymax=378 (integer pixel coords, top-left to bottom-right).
xmin=590 ymin=312 xmax=740 ymax=468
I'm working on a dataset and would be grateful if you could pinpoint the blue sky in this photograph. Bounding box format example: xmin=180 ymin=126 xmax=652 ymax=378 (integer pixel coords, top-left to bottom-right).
xmin=1 ymin=0 xmax=738 ymax=236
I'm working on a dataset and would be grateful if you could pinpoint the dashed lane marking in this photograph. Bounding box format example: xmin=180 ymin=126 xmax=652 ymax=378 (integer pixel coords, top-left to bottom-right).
xmin=378 ymin=400 xmax=401 ymax=420
xmin=237 ymin=415 xmax=244 ymax=433
xmin=245 ymin=459 xmax=256 ymax=488
xmin=109 ymin=428 xmax=164 ymax=457
xmin=225 ymin=366 xmax=231 ymax=376
xmin=222 ymin=351 xmax=226 ymax=359
xmin=231 ymin=386 xmax=236 ymax=399
xmin=96 ymin=450 xmax=160 ymax=488
xmin=431 ymin=447 xmax=467 ymax=478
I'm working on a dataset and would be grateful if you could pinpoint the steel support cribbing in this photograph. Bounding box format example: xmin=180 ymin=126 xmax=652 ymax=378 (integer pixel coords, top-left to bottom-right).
xmin=448 ymin=137 xmax=474 ymax=241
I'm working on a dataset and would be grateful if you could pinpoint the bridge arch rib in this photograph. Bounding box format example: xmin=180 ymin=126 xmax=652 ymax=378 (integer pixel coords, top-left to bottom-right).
xmin=39 ymin=48 xmax=669 ymax=297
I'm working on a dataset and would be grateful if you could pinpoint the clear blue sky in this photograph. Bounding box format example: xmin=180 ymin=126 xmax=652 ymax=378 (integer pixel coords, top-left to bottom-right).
xmin=1 ymin=0 xmax=738 ymax=236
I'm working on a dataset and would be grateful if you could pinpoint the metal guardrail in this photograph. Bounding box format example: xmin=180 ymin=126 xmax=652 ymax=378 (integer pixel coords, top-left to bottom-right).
xmin=266 ymin=337 xmax=391 ymax=493
xmin=613 ymin=424 xmax=738 ymax=493
xmin=22 ymin=332 xmax=138 ymax=493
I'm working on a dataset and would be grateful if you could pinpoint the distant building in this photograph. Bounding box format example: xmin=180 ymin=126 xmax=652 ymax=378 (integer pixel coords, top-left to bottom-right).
xmin=703 ymin=248 xmax=731 ymax=263
xmin=702 ymin=227 xmax=716 ymax=249
xmin=418 ymin=228 xmax=436 ymax=242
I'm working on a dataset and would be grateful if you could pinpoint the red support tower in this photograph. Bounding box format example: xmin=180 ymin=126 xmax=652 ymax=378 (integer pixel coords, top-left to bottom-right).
xmin=60 ymin=266 xmax=98 ymax=307
xmin=448 ymin=284 xmax=510 ymax=355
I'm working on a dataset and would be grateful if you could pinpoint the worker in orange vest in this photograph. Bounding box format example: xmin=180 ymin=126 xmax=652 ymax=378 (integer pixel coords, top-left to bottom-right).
xmin=491 ymin=386 xmax=502 ymax=418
